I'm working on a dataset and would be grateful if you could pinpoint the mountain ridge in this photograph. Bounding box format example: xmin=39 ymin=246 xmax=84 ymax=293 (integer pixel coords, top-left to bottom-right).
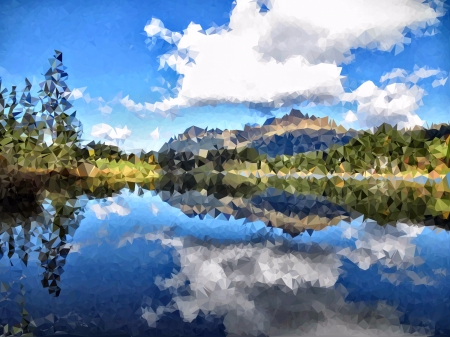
xmin=160 ymin=108 xmax=359 ymax=157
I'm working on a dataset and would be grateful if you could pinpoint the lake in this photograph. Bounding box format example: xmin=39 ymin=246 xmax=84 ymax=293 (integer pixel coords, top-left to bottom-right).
xmin=1 ymin=185 xmax=450 ymax=337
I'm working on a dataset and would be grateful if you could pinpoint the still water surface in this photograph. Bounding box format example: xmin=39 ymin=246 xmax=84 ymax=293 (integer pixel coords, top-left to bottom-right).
xmin=1 ymin=188 xmax=450 ymax=336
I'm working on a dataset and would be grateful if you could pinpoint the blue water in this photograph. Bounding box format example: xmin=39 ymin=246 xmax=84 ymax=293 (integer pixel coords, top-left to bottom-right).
xmin=1 ymin=189 xmax=450 ymax=336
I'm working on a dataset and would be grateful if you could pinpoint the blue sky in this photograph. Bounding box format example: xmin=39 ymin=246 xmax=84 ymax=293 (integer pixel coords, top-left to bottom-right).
xmin=1 ymin=0 xmax=449 ymax=151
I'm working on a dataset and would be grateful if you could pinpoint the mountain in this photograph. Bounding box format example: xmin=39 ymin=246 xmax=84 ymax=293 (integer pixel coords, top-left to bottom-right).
xmin=158 ymin=109 xmax=359 ymax=158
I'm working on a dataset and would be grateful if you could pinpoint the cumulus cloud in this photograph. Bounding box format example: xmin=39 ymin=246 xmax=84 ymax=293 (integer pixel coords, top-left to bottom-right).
xmin=122 ymin=0 xmax=443 ymax=118
xmin=91 ymin=123 xmax=132 ymax=145
xmin=342 ymin=80 xmax=426 ymax=129
xmin=343 ymin=66 xmax=448 ymax=129
xmin=254 ymin=0 xmax=442 ymax=64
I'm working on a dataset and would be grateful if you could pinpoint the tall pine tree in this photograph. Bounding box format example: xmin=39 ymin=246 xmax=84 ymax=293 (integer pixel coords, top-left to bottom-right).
xmin=0 ymin=50 xmax=83 ymax=173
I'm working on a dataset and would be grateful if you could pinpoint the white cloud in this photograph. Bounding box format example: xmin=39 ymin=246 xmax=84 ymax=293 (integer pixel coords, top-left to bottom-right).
xmin=91 ymin=123 xmax=132 ymax=145
xmin=380 ymin=66 xmax=447 ymax=85
xmin=406 ymin=66 xmax=442 ymax=84
xmin=344 ymin=66 xmax=448 ymax=129
xmin=343 ymin=110 xmax=358 ymax=123
xmin=150 ymin=127 xmax=160 ymax=140
xmin=123 ymin=0 xmax=443 ymax=117
xmin=432 ymin=77 xmax=448 ymax=88
xmin=120 ymin=95 xmax=148 ymax=118
xmin=343 ymin=81 xmax=425 ymax=129
xmin=98 ymin=104 xmax=113 ymax=115
xmin=144 ymin=17 xmax=182 ymax=45
xmin=68 ymin=87 xmax=87 ymax=100
xmin=380 ymin=68 xmax=408 ymax=83
xmin=254 ymin=0 xmax=441 ymax=64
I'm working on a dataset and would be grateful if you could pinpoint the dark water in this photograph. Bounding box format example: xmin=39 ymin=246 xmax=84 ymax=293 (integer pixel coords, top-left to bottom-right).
xmin=1 ymin=185 xmax=450 ymax=337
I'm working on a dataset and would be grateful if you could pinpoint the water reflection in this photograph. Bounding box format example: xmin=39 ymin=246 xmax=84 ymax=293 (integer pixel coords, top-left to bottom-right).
xmin=0 ymin=174 xmax=139 ymax=335
xmin=155 ymin=169 xmax=450 ymax=229
xmin=157 ymin=188 xmax=358 ymax=236
xmin=1 ymin=176 xmax=450 ymax=336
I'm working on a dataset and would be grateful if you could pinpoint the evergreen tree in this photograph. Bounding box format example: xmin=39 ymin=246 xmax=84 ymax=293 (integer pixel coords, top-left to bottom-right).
xmin=0 ymin=50 xmax=83 ymax=172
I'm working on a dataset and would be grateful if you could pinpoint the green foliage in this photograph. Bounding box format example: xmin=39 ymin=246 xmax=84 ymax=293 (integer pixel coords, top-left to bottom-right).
xmin=0 ymin=51 xmax=84 ymax=172
xmin=81 ymin=141 xmax=123 ymax=162
xmin=264 ymin=123 xmax=450 ymax=175
xmin=326 ymin=123 xmax=450 ymax=173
